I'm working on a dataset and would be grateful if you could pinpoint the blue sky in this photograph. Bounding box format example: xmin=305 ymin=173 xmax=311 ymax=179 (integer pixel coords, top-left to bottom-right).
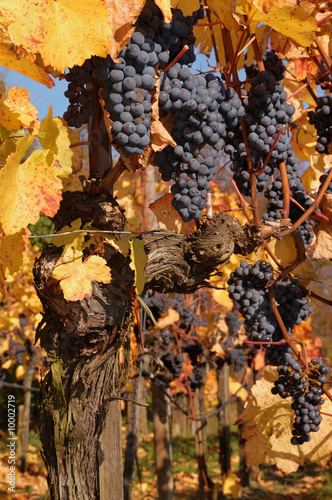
xmin=0 ymin=67 xmax=68 ymax=120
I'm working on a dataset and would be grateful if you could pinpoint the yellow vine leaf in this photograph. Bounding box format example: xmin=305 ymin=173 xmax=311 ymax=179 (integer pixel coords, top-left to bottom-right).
xmin=313 ymin=194 xmax=332 ymax=260
xmin=157 ymin=307 xmax=180 ymax=329
xmin=290 ymin=110 xmax=317 ymax=161
xmin=0 ymin=0 xmax=113 ymax=73
xmin=129 ymin=238 xmax=147 ymax=295
xmin=0 ymin=87 xmax=39 ymax=131
xmin=103 ymin=234 xmax=131 ymax=256
xmin=51 ymin=219 xmax=84 ymax=247
xmin=222 ymin=472 xmax=241 ymax=498
xmin=155 ymin=0 xmax=172 ymax=21
xmin=236 ymin=366 xmax=332 ymax=474
xmin=52 ymin=237 xmax=112 ymax=301
xmin=301 ymin=155 xmax=328 ymax=193
xmin=0 ymin=228 xmax=30 ymax=277
xmin=229 ymin=377 xmax=248 ymax=402
xmin=252 ymin=0 xmax=296 ymax=14
xmin=0 ymin=125 xmax=26 ymax=164
xmin=0 ymin=134 xmax=63 ymax=234
xmin=151 ymin=78 xmax=177 ymax=152
xmin=268 ymin=237 xmax=315 ymax=285
xmin=38 ymin=106 xmax=73 ymax=179
xmin=0 ymin=26 xmax=54 ymax=88
xmin=244 ymin=1 xmax=317 ymax=47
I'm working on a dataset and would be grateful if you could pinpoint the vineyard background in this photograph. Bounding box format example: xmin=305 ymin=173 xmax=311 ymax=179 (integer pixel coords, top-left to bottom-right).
xmin=0 ymin=0 xmax=332 ymax=498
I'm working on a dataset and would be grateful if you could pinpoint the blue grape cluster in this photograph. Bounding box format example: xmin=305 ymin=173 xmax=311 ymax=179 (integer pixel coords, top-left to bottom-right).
xmin=263 ymin=166 xmax=315 ymax=248
xmin=245 ymin=72 xmax=295 ymax=161
xmin=227 ymin=260 xmax=313 ymax=345
xmin=308 ymin=93 xmax=332 ymax=154
xmin=63 ymin=3 xmax=205 ymax=155
xmin=135 ymin=2 xmax=205 ymax=66
xmin=182 ymin=340 xmax=205 ymax=390
xmin=272 ymin=358 xmax=330 ymax=444
xmin=63 ymin=60 xmax=94 ymax=127
xmin=227 ymin=259 xmax=330 ymax=446
xmin=245 ymin=49 xmax=286 ymax=81
xmin=161 ymin=352 xmax=183 ymax=379
xmin=156 ymin=68 xmax=245 ymax=221
xmin=225 ymin=72 xmax=294 ymax=197
xmin=94 ymin=48 xmax=155 ymax=156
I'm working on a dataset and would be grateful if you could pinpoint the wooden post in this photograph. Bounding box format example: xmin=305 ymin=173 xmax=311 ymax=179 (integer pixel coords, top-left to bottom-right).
xmin=217 ymin=362 xmax=231 ymax=475
xmin=152 ymin=382 xmax=174 ymax=500
xmin=99 ymin=400 xmax=124 ymax=500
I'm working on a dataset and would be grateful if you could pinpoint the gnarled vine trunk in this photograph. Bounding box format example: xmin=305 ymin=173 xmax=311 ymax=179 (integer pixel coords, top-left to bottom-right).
xmin=34 ymin=187 xmax=259 ymax=499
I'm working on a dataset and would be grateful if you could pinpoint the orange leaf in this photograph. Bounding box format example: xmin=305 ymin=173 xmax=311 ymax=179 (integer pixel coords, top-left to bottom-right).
xmin=149 ymin=193 xmax=196 ymax=234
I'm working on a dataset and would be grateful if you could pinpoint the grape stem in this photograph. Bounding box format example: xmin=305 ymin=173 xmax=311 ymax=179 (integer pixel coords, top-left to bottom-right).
xmin=255 ymin=125 xmax=286 ymax=176
xmin=252 ymin=37 xmax=265 ymax=72
xmin=268 ymin=285 xmax=305 ymax=365
xmin=203 ymin=0 xmax=222 ymax=77
xmin=101 ymin=158 xmax=126 ymax=191
xmin=70 ymin=141 xmax=90 ymax=148
xmin=164 ymin=45 xmax=189 ymax=73
xmin=279 ymin=161 xmax=291 ymax=221
xmin=230 ymin=179 xmax=253 ymax=224
xmin=290 ymin=196 xmax=329 ymax=222
xmin=285 ymin=75 xmax=317 ymax=102
xmin=245 ymin=339 xmax=286 ymax=345
xmin=276 ymin=168 xmax=332 ymax=240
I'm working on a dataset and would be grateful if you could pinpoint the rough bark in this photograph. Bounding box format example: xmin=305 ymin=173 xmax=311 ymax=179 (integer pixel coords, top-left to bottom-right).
xmin=152 ymin=383 xmax=174 ymax=500
xmin=35 ymin=187 xmax=259 ymax=498
xmin=34 ymin=193 xmax=130 ymax=500
xmin=217 ymin=363 xmax=231 ymax=476
xmin=143 ymin=212 xmax=259 ymax=293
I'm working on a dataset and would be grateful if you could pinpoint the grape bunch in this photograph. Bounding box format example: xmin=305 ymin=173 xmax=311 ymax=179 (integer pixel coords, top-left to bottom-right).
xmin=225 ymin=72 xmax=294 ymax=197
xmin=63 ymin=3 xmax=205 ymax=156
xmin=144 ymin=292 xmax=205 ymax=330
xmin=135 ymin=1 xmax=206 ymax=66
xmin=308 ymin=93 xmax=332 ymax=154
xmin=263 ymin=168 xmax=315 ymax=248
xmin=245 ymin=72 xmax=295 ymax=163
xmin=272 ymin=358 xmax=330 ymax=444
xmin=161 ymin=352 xmax=183 ymax=379
xmin=156 ymin=68 xmax=245 ymax=221
xmin=245 ymin=49 xmax=286 ymax=81
xmin=227 ymin=260 xmax=313 ymax=345
xmin=183 ymin=340 xmax=205 ymax=390
xmin=92 ymin=45 xmax=156 ymax=156
xmin=63 ymin=59 xmax=94 ymax=128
